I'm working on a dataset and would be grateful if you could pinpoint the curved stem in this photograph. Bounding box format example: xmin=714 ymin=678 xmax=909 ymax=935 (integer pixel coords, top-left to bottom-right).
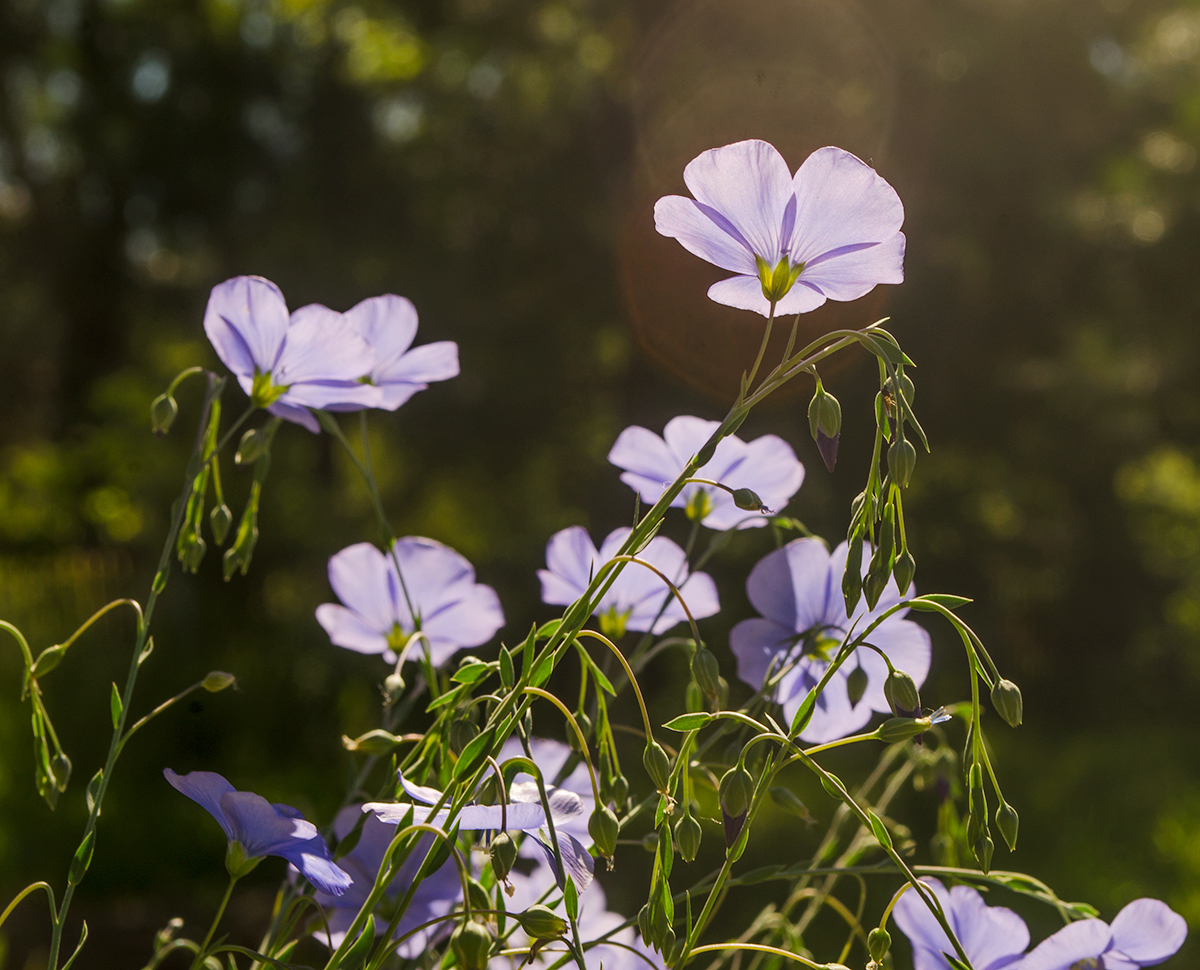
xmin=0 ymin=881 xmax=55 ymax=931
xmin=523 ymin=687 xmax=602 ymax=807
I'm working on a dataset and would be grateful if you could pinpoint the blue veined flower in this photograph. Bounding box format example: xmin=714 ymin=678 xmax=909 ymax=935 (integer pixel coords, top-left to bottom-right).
xmin=729 ymin=537 xmax=930 ymax=744
xmin=1013 ymin=898 xmax=1186 ymax=970
xmin=538 ymin=526 xmax=719 ymax=639
xmin=654 ymin=140 xmax=905 ymax=317
xmin=608 ymin=415 xmax=804 ymax=531
xmin=315 ymin=538 xmax=504 ymax=668
xmin=164 ymin=768 xmax=352 ymax=896
xmin=893 ymin=877 xmax=1028 ymax=970
xmin=310 ymin=806 xmax=462 ymax=954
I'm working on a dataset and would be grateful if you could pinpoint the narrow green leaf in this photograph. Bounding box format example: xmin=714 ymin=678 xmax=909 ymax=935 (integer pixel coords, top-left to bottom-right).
xmin=789 ymin=689 xmax=816 ymax=736
xmin=426 ymin=683 xmax=469 ymax=712
xmin=109 ymin=684 xmax=123 ymax=730
xmin=86 ymin=770 xmax=103 ymax=815
xmin=908 ymin=594 xmax=972 ymax=611
xmin=663 ymin=713 xmax=712 ymax=732
xmin=69 ymin=830 xmax=95 ymax=885
xmin=451 ymin=662 xmax=493 ymax=684
xmin=454 ymin=727 xmax=496 ymax=780
xmin=564 ymin=877 xmax=579 ymax=921
xmin=499 ymin=646 xmax=514 ymax=689
xmin=867 ymin=809 xmax=895 ymax=851
xmin=943 ymin=954 xmax=971 ymax=970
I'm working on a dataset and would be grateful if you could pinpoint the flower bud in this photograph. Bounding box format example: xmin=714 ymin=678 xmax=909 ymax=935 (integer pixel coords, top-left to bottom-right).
xmin=685 ymin=680 xmax=704 ymax=713
xmin=660 ymin=925 xmax=676 ymax=960
xmin=490 ymin=832 xmax=517 ymax=881
xmin=641 ymin=831 xmax=659 ymax=852
xmin=383 ymin=672 xmax=405 ymax=702
xmin=201 ymin=671 xmax=237 ymax=693
xmin=605 ymin=773 xmax=629 ymax=808
xmin=845 ymin=666 xmax=868 ymax=707
xmin=691 ymin=647 xmax=721 ymax=701
xmin=180 ymin=532 xmax=206 ymax=573
xmin=996 ymin=802 xmax=1019 ymax=851
xmin=210 ymin=503 xmax=233 ymax=546
xmin=467 ymin=878 xmax=491 ymax=916
xmin=518 ymin=905 xmax=568 ymax=940
xmin=235 ymin=426 xmax=272 ymax=466
xmin=150 ymin=393 xmax=178 ymax=436
xmin=450 ymin=718 xmax=479 ymax=755
xmin=643 ymin=742 xmax=671 ymax=791
xmin=343 ymin=729 xmax=400 ymax=755
xmin=885 ymin=372 xmax=916 ymax=410
xmin=884 ymin=669 xmax=921 ymax=719
xmin=589 ymin=806 xmax=619 ymax=858
xmin=719 ymin=764 xmax=753 ymax=847
xmin=451 ymin=919 xmax=493 ymax=969
xmin=990 ymin=679 xmax=1023 ymax=728
xmin=768 ymin=786 xmax=812 ymax=821
xmin=877 ymin=716 xmax=929 ymax=744
xmin=808 ymin=383 xmax=842 ymax=474
xmin=867 ymin=927 xmax=891 ymax=962
xmin=887 ymin=438 xmax=917 ymax=488
xmin=675 ymin=813 xmax=702 ymax=862
xmin=842 ymin=533 xmax=864 ymax=615
xmin=225 ymin=839 xmax=264 ymax=879
xmin=892 ymin=548 xmax=915 ymax=596
xmin=731 ymin=488 xmax=765 ymax=512
xmin=973 ymin=833 xmax=994 ymax=874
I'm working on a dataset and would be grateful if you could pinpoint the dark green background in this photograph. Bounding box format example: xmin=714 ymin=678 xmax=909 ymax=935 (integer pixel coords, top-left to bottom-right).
xmin=2 ymin=0 xmax=1199 ymax=965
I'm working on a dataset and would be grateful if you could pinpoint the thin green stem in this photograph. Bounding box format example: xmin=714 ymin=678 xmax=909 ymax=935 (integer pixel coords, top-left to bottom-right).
xmin=189 ymin=874 xmax=239 ymax=970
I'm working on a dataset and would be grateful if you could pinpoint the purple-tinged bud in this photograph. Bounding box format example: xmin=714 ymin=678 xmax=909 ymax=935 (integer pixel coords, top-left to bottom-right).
xmin=808 ymin=383 xmax=842 ymax=473
xmin=675 ymin=813 xmax=701 ymax=862
xmin=867 ymin=927 xmax=891 ymax=962
xmin=996 ymin=802 xmax=1019 ymax=851
xmin=150 ymin=393 xmax=178 ymax=436
xmin=451 ymin=919 xmax=493 ymax=969
xmin=845 ymin=666 xmax=868 ymax=706
xmin=887 ymin=438 xmax=917 ymax=488
xmin=691 ymin=647 xmax=721 ymax=700
xmin=883 ymin=669 xmax=921 ymax=719
xmin=991 ymin=679 xmax=1023 ymax=728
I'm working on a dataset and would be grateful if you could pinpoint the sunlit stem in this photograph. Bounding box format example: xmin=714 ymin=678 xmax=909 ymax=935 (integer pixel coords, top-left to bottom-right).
xmin=524 ymin=687 xmax=602 ymax=806
xmin=189 ymin=874 xmax=240 ymax=970
xmin=744 ymin=301 xmax=777 ymax=393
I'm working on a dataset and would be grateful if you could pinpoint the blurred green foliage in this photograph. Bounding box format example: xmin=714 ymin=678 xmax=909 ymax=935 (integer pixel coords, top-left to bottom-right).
xmin=5 ymin=0 xmax=1200 ymax=965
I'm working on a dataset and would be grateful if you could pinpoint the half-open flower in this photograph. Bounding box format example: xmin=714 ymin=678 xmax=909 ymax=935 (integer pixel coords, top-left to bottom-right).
xmin=608 ymin=415 xmax=804 ymax=530
xmin=539 ymin=526 xmax=719 ymax=639
xmin=1013 ymin=898 xmax=1186 ymax=970
xmin=164 ymin=768 xmax=352 ymax=896
xmin=315 ymin=538 xmax=504 ymax=668
xmin=893 ymin=877 xmax=1029 ymax=970
xmin=654 ymin=140 xmax=905 ymax=317
xmin=729 ymin=537 xmax=930 ymax=744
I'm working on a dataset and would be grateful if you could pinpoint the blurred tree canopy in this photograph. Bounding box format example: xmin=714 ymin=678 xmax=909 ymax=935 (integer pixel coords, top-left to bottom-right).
xmin=4 ymin=0 xmax=1200 ymax=965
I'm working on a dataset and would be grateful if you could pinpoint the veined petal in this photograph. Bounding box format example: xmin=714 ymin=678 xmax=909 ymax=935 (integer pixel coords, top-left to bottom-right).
xmin=787 ymin=147 xmax=905 ymax=269
xmin=375 ymin=341 xmax=460 ymax=407
xmin=266 ymin=400 xmax=321 ymax=433
xmin=800 ymin=232 xmax=905 ymax=303
xmin=204 ymin=276 xmax=290 ymax=377
xmin=662 ymin=415 xmax=727 ymax=473
xmin=274 ymin=306 xmax=376 ymax=387
xmin=701 ymin=434 xmax=805 ymax=531
xmin=653 ymin=195 xmax=758 ymax=275
xmin=892 ymin=879 xmax=958 ymax=954
xmin=682 ymin=140 xmax=794 ymax=263
xmin=540 ymin=527 xmax=601 ymax=606
xmin=774 ymin=279 xmax=830 ymax=315
xmin=278 ymin=845 xmax=354 ymax=896
xmin=730 ymin=617 xmax=796 ymax=691
xmin=164 ymin=769 xmax=237 ymax=842
xmin=315 ymin=603 xmax=390 ymax=655
xmin=530 ymin=832 xmax=595 ymax=892
xmin=344 ymin=294 xmax=419 ymax=365
xmin=326 ymin=543 xmax=398 ymax=635
xmin=640 ymin=571 xmax=720 ymax=634
xmin=421 ymin=584 xmax=506 ymax=666
xmin=1108 ymin=898 xmax=1187 ymax=964
xmin=398 ymin=771 xmax=445 ymax=805
xmin=1014 ymin=920 xmax=1112 ymax=970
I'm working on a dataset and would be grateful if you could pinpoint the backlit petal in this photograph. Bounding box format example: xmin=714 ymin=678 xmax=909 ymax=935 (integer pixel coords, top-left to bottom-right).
xmin=1109 ymin=898 xmax=1187 ymax=964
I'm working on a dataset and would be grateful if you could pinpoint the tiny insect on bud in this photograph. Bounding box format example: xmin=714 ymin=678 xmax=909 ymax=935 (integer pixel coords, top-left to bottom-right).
xmin=490 ymin=832 xmax=517 ymax=881
xmin=996 ymin=801 xmax=1019 ymax=851
xmin=450 ymin=919 xmax=493 ymax=970
xmin=201 ymin=671 xmax=237 ymax=693
xmin=643 ymin=742 xmax=671 ymax=791
xmin=731 ymin=487 xmax=765 ymax=512
xmin=884 ymin=669 xmax=921 ymax=718
xmin=588 ymin=806 xmax=619 ymax=858
xmin=517 ymin=905 xmax=568 ymax=940
xmin=867 ymin=926 xmax=891 ymax=962
xmin=991 ymin=678 xmax=1023 ymax=728
xmin=691 ymin=647 xmax=721 ymax=700
xmin=675 ymin=813 xmax=702 ymax=862
xmin=887 ymin=438 xmax=917 ymax=488
xmin=150 ymin=393 xmax=178 ymax=436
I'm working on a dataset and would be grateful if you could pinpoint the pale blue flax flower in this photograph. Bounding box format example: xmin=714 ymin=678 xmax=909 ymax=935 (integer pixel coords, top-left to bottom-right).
xmin=893 ymin=877 xmax=1029 ymax=970
xmin=608 ymin=415 xmax=804 ymax=530
xmin=539 ymin=526 xmax=719 ymax=639
xmin=164 ymin=768 xmax=352 ymax=895
xmin=729 ymin=537 xmax=930 ymax=744
xmin=654 ymin=140 xmax=905 ymax=317
xmin=1013 ymin=898 xmax=1186 ymax=970
xmin=311 ymin=806 xmax=462 ymax=954
xmin=315 ymin=538 xmax=504 ymax=668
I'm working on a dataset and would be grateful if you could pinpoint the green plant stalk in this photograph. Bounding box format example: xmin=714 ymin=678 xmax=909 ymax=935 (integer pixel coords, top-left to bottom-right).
xmin=190 ymin=875 xmax=240 ymax=970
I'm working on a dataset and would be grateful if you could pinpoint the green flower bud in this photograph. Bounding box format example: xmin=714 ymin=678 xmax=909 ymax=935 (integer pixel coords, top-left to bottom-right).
xmin=342 ymin=729 xmax=401 ymax=755
xmin=845 ymin=666 xmax=868 ymax=706
xmin=716 ymin=675 xmax=728 ymax=711
xmin=887 ymin=438 xmax=917 ymax=488
xmin=225 ymin=840 xmax=264 ymax=879
xmin=605 ymin=772 xmax=629 ymax=808
xmin=589 ymin=806 xmax=619 ymax=858
xmin=450 ymin=718 xmax=479 ymax=755
xmin=467 ymin=878 xmax=491 ymax=916
xmin=660 ymin=925 xmax=676 ymax=960
xmin=235 ymin=426 xmax=273 ymax=466
xmin=180 ymin=532 xmax=206 ymax=573
xmin=638 ymin=904 xmax=652 ymax=946
xmin=885 ymin=372 xmax=916 ymax=410
xmin=691 ymin=647 xmax=721 ymax=700
xmin=643 ymin=742 xmax=671 ymax=791
xmin=996 ymin=802 xmax=1019 ymax=851
xmin=867 ymin=927 xmax=891 ymax=962
xmin=808 ymin=382 xmax=842 ymax=473
xmin=383 ymin=672 xmax=405 ymax=702
xmin=893 ymin=548 xmax=916 ymax=595
xmin=718 ymin=765 xmax=752 ymax=820
xmin=201 ymin=671 xmax=237 ymax=693
xmin=641 ymin=830 xmax=659 ymax=852
xmin=675 ymin=813 xmax=702 ymax=862
xmin=517 ymin=904 xmax=568 ymax=940
xmin=685 ymin=679 xmax=704 ymax=713
xmin=877 ymin=716 xmax=929 ymax=744
xmin=451 ymin=919 xmax=493 ymax=969
xmin=731 ymin=488 xmax=765 ymax=512
xmin=991 ymin=679 xmax=1023 ymax=728
xmin=864 ymin=551 xmax=889 ymax=610
xmin=150 ymin=392 xmax=178 ymax=436
xmin=973 ymin=833 xmax=994 ymax=874
xmin=210 ymin=503 xmax=233 ymax=546
xmin=842 ymin=533 xmax=864 ymax=614
xmin=884 ymin=669 xmax=921 ymax=718
xmin=490 ymin=832 xmax=518 ymax=882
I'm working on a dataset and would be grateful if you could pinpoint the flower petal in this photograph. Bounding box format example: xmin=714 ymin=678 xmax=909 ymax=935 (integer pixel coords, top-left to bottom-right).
xmin=730 ymin=617 xmax=796 ymax=691
xmin=800 ymin=232 xmax=905 ymax=303
xmin=164 ymin=768 xmax=236 ymax=841
xmin=1109 ymin=898 xmax=1188 ymax=964
xmin=203 ymin=276 xmax=290 ymax=377
xmin=653 ymin=195 xmax=758 ymax=275
xmin=266 ymin=400 xmax=321 ymax=432
xmin=948 ymin=884 xmax=1030 ymax=969
xmin=315 ymin=604 xmax=390 ymax=655
xmin=344 ymin=294 xmax=418 ymax=365
xmin=682 ymin=140 xmax=794 ymax=263
xmin=706 ymin=274 xmax=780 ymax=317
xmin=218 ymin=790 xmax=318 ymax=855
xmin=787 ymin=147 xmax=905 ymax=270
xmin=420 ymin=584 xmax=505 ymax=666
xmin=1015 ymin=920 xmax=1112 ymax=970
xmin=609 ymin=425 xmax=686 ymax=507
xmin=540 ymin=527 xmax=601 ymax=607
xmin=276 ymin=305 xmax=376 ymax=388
xmin=374 ymin=342 xmax=460 ymax=409
xmin=784 ymin=664 xmax=874 ymax=743
xmin=326 ymin=543 xmax=398 ymax=635
xmin=278 ymin=845 xmax=354 ymax=896
xmin=530 ymin=832 xmax=595 ymax=893
xmin=892 ymin=879 xmax=957 ymax=954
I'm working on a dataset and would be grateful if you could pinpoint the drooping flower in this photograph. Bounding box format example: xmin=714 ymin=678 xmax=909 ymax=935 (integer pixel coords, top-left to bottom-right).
xmin=204 ymin=276 xmax=381 ymax=432
xmin=729 ymin=537 xmax=930 ymax=744
xmin=311 ymin=806 xmax=462 ymax=954
xmin=365 ymin=766 xmax=594 ymax=891
xmin=539 ymin=526 xmax=719 ymax=638
xmin=496 ymin=737 xmax=596 ymax=866
xmin=164 ymin=768 xmax=352 ymax=896
xmin=315 ymin=538 xmax=504 ymax=668
xmin=608 ymin=415 xmax=804 ymax=530
xmin=1013 ymin=898 xmax=1186 ymax=970
xmin=654 ymin=140 xmax=905 ymax=317
xmin=343 ymin=294 xmax=460 ymax=410
xmin=893 ymin=878 xmax=1029 ymax=970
